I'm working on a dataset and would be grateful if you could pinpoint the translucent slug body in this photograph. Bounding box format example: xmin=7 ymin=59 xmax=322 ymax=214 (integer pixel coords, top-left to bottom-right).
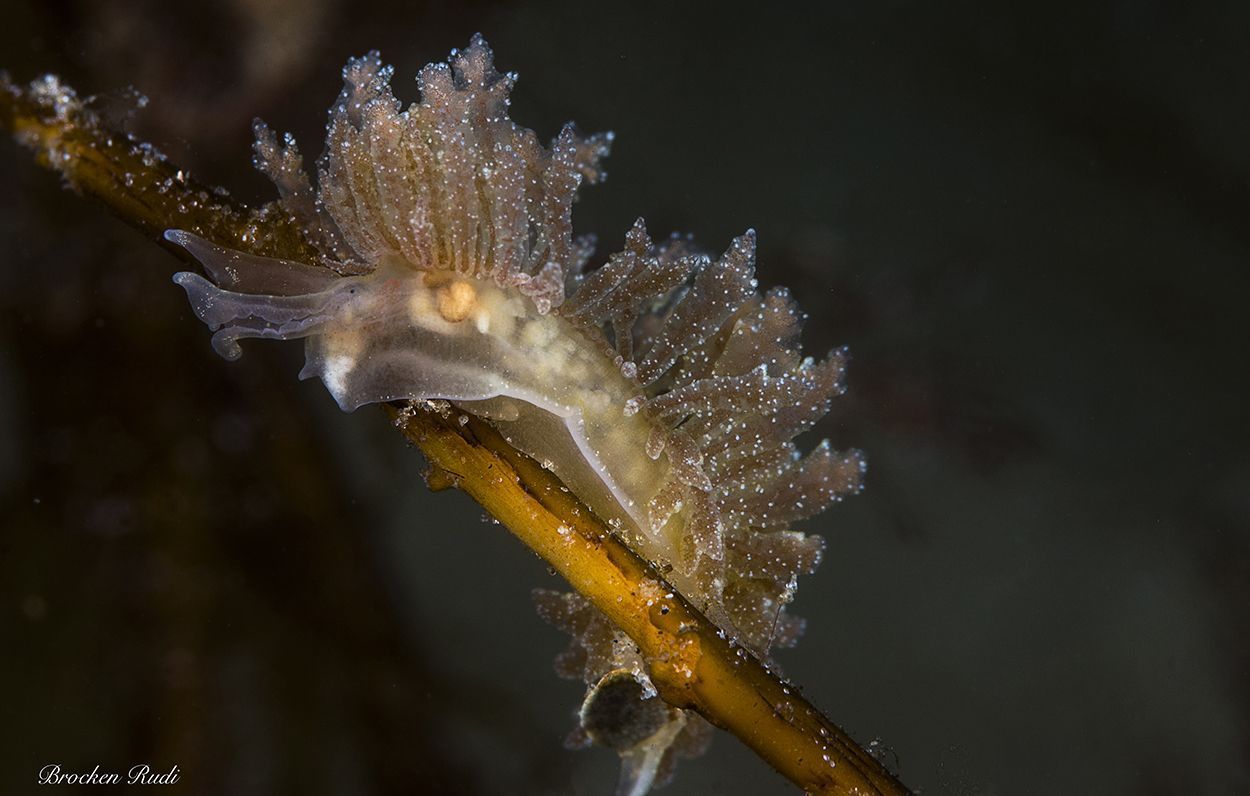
xmin=171 ymin=36 xmax=863 ymax=794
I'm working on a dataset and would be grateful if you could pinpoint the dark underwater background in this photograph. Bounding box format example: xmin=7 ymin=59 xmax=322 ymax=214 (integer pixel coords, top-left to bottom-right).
xmin=2 ymin=1 xmax=1247 ymax=793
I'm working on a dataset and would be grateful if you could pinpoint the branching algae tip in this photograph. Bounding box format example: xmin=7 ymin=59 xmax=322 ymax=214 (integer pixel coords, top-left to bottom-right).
xmin=171 ymin=35 xmax=865 ymax=794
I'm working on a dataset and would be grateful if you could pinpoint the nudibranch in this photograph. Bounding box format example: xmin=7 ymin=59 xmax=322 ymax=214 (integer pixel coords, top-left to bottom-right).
xmin=171 ymin=35 xmax=863 ymax=794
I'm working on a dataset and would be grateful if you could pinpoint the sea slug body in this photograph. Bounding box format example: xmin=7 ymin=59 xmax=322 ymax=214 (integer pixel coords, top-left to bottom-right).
xmin=169 ymin=35 xmax=863 ymax=793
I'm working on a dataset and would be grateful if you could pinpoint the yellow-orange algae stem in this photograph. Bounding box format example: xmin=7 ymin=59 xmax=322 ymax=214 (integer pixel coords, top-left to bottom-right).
xmin=388 ymin=404 xmax=910 ymax=796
